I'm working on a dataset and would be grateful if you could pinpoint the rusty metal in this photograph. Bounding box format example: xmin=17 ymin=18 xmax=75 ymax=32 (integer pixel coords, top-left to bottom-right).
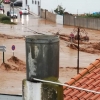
xmin=77 ymin=27 xmax=80 ymax=74
xmin=73 ymin=27 xmax=89 ymax=42
xmin=70 ymin=27 xmax=90 ymax=74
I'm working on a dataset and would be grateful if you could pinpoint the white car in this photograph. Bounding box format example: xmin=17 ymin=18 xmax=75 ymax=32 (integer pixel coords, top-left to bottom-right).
xmin=20 ymin=8 xmax=29 ymax=15
xmin=10 ymin=11 xmax=18 ymax=18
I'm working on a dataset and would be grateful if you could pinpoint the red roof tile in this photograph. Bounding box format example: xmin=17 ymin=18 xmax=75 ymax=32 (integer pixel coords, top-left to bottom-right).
xmin=63 ymin=58 xmax=100 ymax=100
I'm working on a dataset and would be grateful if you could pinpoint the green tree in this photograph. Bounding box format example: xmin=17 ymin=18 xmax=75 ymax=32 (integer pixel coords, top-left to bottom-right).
xmin=54 ymin=5 xmax=65 ymax=15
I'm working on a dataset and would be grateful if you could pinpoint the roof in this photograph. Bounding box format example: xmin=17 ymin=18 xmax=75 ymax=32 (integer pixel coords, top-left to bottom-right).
xmin=63 ymin=58 xmax=100 ymax=100
xmin=0 ymin=94 xmax=22 ymax=100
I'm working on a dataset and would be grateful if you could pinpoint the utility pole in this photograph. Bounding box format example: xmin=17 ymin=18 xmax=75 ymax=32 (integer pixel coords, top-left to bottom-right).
xmin=77 ymin=27 xmax=80 ymax=74
xmin=13 ymin=3 xmax=14 ymax=22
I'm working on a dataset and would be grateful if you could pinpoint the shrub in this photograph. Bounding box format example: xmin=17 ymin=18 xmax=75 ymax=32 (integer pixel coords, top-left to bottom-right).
xmin=0 ymin=14 xmax=16 ymax=24
xmin=1 ymin=20 xmax=10 ymax=23
xmin=0 ymin=14 xmax=6 ymax=20
xmin=0 ymin=16 xmax=11 ymax=24
xmin=1 ymin=16 xmax=10 ymax=21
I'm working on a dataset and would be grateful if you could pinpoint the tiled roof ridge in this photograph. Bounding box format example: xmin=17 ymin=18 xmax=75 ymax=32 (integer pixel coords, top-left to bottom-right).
xmin=63 ymin=58 xmax=100 ymax=89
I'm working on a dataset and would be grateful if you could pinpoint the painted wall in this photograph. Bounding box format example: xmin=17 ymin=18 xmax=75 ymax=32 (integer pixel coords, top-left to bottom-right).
xmin=56 ymin=15 xmax=63 ymax=24
xmin=27 ymin=0 xmax=41 ymax=15
xmin=23 ymin=81 xmax=42 ymax=100
xmin=46 ymin=11 xmax=56 ymax=22
xmin=63 ymin=13 xmax=100 ymax=30
xmin=22 ymin=0 xmax=26 ymax=8
xmin=41 ymin=9 xmax=63 ymax=24
xmin=40 ymin=9 xmax=100 ymax=30
xmin=22 ymin=80 xmax=63 ymax=100
xmin=40 ymin=9 xmax=46 ymax=18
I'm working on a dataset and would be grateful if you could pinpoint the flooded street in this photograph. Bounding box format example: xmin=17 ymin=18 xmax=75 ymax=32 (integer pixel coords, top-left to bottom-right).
xmin=0 ymin=4 xmax=100 ymax=95
xmin=0 ymin=11 xmax=100 ymax=68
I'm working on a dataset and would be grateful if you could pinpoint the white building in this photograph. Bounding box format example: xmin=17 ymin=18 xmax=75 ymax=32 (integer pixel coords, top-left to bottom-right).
xmin=23 ymin=0 xmax=100 ymax=15
xmin=22 ymin=0 xmax=41 ymax=15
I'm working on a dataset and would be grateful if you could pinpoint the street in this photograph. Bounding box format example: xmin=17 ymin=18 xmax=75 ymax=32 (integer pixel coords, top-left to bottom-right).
xmin=0 ymin=3 xmax=100 ymax=68
xmin=0 ymin=3 xmax=100 ymax=95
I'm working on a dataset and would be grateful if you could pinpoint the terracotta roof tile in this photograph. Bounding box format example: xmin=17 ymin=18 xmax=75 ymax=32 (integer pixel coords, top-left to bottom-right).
xmin=63 ymin=58 xmax=100 ymax=100
xmin=92 ymin=68 xmax=100 ymax=74
xmin=81 ymin=87 xmax=100 ymax=100
xmin=63 ymin=88 xmax=74 ymax=96
xmin=94 ymin=95 xmax=100 ymax=100
xmin=92 ymin=80 xmax=100 ymax=86
xmin=64 ymin=95 xmax=73 ymax=100
xmin=91 ymin=74 xmax=100 ymax=80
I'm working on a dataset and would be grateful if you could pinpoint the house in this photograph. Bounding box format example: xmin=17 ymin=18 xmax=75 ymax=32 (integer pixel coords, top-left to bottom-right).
xmin=63 ymin=58 xmax=100 ymax=100
xmin=23 ymin=0 xmax=100 ymax=14
xmin=22 ymin=0 xmax=41 ymax=15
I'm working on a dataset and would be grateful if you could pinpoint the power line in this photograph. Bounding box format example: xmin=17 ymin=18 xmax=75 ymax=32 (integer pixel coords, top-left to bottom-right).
xmin=33 ymin=78 xmax=100 ymax=94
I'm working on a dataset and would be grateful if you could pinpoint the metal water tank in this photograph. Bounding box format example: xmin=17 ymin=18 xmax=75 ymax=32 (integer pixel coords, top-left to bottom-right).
xmin=25 ymin=35 xmax=59 ymax=81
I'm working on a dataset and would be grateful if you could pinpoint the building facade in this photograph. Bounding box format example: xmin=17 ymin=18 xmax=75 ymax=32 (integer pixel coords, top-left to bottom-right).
xmin=23 ymin=0 xmax=100 ymax=15
xmin=22 ymin=0 xmax=41 ymax=15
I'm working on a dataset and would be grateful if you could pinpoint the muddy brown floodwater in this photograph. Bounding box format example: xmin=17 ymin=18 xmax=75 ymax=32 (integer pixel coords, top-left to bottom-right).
xmin=0 ymin=17 xmax=100 ymax=95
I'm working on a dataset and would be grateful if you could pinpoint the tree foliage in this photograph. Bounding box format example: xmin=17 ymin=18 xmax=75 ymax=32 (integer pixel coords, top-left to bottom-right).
xmin=86 ymin=13 xmax=100 ymax=18
xmin=81 ymin=13 xmax=100 ymax=18
xmin=54 ymin=5 xmax=65 ymax=15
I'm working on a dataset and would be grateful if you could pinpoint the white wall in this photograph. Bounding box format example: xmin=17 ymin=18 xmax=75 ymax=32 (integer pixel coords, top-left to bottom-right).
xmin=23 ymin=81 xmax=42 ymax=100
xmin=27 ymin=0 xmax=41 ymax=15
xmin=56 ymin=15 xmax=63 ymax=24
xmin=22 ymin=0 xmax=28 ymax=9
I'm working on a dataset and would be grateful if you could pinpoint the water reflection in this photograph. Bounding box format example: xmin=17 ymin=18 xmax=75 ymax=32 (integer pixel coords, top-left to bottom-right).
xmin=0 ymin=11 xmax=3 ymax=14
xmin=10 ymin=15 xmax=29 ymax=25
xmin=11 ymin=18 xmax=18 ymax=23
xmin=21 ymin=15 xmax=29 ymax=25
xmin=39 ymin=19 xmax=56 ymax=25
xmin=21 ymin=15 xmax=24 ymax=24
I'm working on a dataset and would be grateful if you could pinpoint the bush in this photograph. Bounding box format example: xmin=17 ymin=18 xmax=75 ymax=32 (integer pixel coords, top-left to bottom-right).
xmin=0 ymin=16 xmax=11 ymax=24
xmin=81 ymin=13 xmax=100 ymax=18
xmin=0 ymin=14 xmax=6 ymax=20
xmin=1 ymin=20 xmax=10 ymax=23
xmin=1 ymin=16 xmax=10 ymax=21
xmin=0 ymin=14 xmax=16 ymax=24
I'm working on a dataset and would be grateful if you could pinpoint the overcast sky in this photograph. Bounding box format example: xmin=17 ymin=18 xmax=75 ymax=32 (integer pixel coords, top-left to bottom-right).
xmin=41 ymin=0 xmax=100 ymax=14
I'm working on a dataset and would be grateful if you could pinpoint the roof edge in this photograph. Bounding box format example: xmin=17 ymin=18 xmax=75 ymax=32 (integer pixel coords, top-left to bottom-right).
xmin=63 ymin=58 xmax=100 ymax=89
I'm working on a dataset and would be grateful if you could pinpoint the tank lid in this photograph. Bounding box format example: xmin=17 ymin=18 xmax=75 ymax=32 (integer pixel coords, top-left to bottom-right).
xmin=26 ymin=35 xmax=59 ymax=43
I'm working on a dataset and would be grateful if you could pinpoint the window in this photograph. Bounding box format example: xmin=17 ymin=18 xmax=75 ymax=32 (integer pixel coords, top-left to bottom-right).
xmin=38 ymin=1 xmax=39 ymax=5
xmin=32 ymin=0 xmax=34 ymax=4
xmin=26 ymin=0 xmax=27 ymax=4
xmin=35 ymin=1 xmax=36 ymax=4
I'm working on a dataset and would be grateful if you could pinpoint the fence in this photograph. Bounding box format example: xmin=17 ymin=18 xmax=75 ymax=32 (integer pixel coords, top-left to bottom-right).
xmin=40 ymin=9 xmax=100 ymax=30
xmin=40 ymin=9 xmax=46 ymax=19
xmin=46 ymin=10 xmax=56 ymax=22
xmin=40 ymin=9 xmax=63 ymax=24
xmin=63 ymin=13 xmax=100 ymax=30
